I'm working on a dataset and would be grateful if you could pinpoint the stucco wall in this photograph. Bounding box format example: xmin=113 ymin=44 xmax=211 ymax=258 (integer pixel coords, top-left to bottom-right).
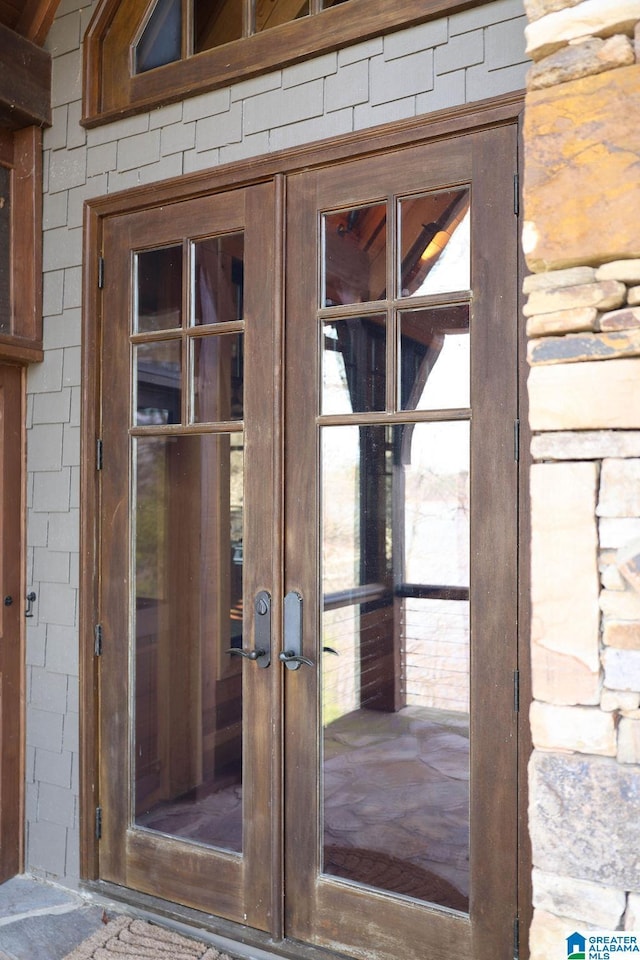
xmin=26 ymin=0 xmax=528 ymax=884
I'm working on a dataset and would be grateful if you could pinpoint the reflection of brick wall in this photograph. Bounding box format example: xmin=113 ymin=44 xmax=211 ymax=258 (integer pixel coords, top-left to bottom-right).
xmin=523 ymin=2 xmax=640 ymax=953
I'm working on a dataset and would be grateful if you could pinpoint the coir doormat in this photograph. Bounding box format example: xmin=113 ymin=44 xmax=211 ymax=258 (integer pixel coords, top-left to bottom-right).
xmin=63 ymin=915 xmax=234 ymax=960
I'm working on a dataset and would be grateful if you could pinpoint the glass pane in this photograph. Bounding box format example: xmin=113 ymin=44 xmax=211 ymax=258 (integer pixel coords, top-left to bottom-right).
xmin=193 ymin=234 xmax=244 ymax=326
xmin=135 ymin=0 xmax=181 ymax=73
xmin=323 ymin=204 xmax=386 ymax=306
xmin=255 ymin=0 xmax=309 ymax=31
xmin=0 ymin=165 xmax=10 ymax=333
xmin=195 ymin=0 xmax=243 ymax=52
xmin=135 ymin=246 xmax=182 ymax=333
xmin=399 ymin=189 xmax=470 ymax=298
xmin=133 ymin=434 xmax=244 ymax=853
xmin=321 ymin=422 xmax=470 ymax=911
xmin=322 ymin=0 xmax=350 ymax=6
xmin=135 ymin=341 xmax=182 ymax=426
xmin=322 ymin=316 xmax=386 ymax=415
xmin=192 ymin=333 xmax=243 ymax=422
xmin=399 ymin=305 xmax=470 ymax=412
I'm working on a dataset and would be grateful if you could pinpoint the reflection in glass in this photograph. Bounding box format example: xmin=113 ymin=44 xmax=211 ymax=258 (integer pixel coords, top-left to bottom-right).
xmin=195 ymin=0 xmax=243 ymax=52
xmin=399 ymin=305 xmax=470 ymax=412
xmin=322 ymin=317 xmax=386 ymax=415
xmin=399 ymin=189 xmax=470 ymax=298
xmin=192 ymin=333 xmax=243 ymax=422
xmin=133 ymin=434 xmax=244 ymax=852
xmin=136 ymin=246 xmax=182 ymax=333
xmin=323 ymin=204 xmax=386 ymax=306
xmin=135 ymin=341 xmax=182 ymax=426
xmin=135 ymin=0 xmax=181 ymax=73
xmin=255 ymin=0 xmax=309 ymax=31
xmin=193 ymin=234 xmax=244 ymax=326
xmin=321 ymin=422 xmax=470 ymax=911
xmin=0 ymin=164 xmax=10 ymax=333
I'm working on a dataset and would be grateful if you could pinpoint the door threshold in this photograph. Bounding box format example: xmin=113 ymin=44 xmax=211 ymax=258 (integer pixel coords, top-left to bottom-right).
xmin=82 ymin=881 xmax=346 ymax=960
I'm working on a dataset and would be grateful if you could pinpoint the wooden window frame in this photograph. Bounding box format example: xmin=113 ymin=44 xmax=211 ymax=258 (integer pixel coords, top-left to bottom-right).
xmin=82 ymin=0 xmax=480 ymax=127
xmin=0 ymin=127 xmax=43 ymax=364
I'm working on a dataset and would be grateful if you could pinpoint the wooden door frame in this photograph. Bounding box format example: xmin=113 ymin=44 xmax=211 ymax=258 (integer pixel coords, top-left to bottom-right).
xmin=80 ymin=90 xmax=529 ymax=958
xmin=0 ymin=361 xmax=25 ymax=883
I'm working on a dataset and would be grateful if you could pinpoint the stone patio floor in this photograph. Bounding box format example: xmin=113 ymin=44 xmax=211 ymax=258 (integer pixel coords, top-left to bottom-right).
xmin=0 ymin=875 xmax=277 ymax=960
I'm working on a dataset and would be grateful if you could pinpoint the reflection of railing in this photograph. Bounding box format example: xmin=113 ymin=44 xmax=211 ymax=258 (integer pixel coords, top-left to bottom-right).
xmin=323 ymin=582 xmax=468 ymax=609
xmin=322 ymin=582 xmax=469 ymax=715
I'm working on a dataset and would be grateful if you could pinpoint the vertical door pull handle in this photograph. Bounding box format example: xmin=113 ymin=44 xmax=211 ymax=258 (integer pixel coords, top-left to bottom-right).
xmin=280 ymin=591 xmax=313 ymax=670
xmin=226 ymin=590 xmax=271 ymax=668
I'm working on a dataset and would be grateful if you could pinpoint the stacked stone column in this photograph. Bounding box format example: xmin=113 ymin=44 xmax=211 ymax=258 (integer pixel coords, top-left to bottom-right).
xmin=523 ymin=1 xmax=640 ymax=955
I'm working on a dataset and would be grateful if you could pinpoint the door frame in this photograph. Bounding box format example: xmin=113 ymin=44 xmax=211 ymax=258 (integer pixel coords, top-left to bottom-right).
xmin=0 ymin=362 xmax=25 ymax=883
xmin=80 ymin=90 xmax=530 ymax=957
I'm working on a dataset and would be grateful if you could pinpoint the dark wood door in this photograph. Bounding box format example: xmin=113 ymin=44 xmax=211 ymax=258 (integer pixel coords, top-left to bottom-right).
xmin=98 ymin=182 xmax=280 ymax=929
xmin=97 ymin=125 xmax=520 ymax=960
xmin=283 ymin=126 xmax=519 ymax=960
xmin=0 ymin=362 xmax=24 ymax=883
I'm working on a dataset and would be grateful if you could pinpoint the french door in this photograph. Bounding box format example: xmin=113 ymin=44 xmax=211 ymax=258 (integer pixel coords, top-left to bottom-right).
xmin=96 ymin=125 xmax=519 ymax=960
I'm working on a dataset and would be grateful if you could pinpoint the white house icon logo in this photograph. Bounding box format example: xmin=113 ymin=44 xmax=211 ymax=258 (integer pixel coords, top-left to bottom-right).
xmin=568 ymin=932 xmax=586 ymax=960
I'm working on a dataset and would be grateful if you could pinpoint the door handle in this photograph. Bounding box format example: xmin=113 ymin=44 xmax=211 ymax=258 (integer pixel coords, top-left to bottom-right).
xmin=279 ymin=591 xmax=314 ymax=671
xmin=226 ymin=590 xmax=271 ymax=668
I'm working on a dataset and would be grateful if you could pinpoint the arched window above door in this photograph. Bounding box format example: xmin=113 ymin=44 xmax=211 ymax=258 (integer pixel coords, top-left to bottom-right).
xmin=83 ymin=0 xmax=472 ymax=127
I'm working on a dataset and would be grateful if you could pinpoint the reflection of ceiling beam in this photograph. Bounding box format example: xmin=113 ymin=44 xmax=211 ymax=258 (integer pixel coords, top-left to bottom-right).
xmin=0 ymin=23 xmax=51 ymax=128
xmin=255 ymin=0 xmax=309 ymax=32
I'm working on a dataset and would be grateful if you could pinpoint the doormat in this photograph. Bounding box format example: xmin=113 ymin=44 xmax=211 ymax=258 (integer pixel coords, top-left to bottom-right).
xmin=324 ymin=845 xmax=468 ymax=912
xmin=62 ymin=915 xmax=234 ymax=960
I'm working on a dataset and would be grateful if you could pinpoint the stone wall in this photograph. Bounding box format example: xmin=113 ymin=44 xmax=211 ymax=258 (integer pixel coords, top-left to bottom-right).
xmin=523 ymin=1 xmax=640 ymax=955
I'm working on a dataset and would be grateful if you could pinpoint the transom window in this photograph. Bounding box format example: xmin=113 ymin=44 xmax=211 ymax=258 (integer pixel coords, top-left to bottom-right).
xmin=83 ymin=0 xmax=472 ymax=126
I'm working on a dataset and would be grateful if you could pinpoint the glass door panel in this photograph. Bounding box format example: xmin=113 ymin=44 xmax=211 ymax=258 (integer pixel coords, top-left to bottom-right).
xmin=321 ymin=422 xmax=470 ymax=912
xmin=133 ymin=433 xmax=244 ymax=853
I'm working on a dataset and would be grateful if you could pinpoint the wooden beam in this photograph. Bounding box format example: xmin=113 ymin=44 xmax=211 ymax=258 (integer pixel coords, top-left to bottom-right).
xmin=0 ymin=23 xmax=51 ymax=129
xmin=15 ymin=0 xmax=63 ymax=46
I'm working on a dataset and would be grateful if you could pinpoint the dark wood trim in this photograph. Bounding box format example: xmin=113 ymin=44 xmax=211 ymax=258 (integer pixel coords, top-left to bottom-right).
xmin=13 ymin=126 xmax=43 ymax=349
xmin=0 ymin=23 xmax=51 ymax=129
xmin=0 ymin=126 xmax=44 ymax=364
xmin=83 ymin=0 xmax=481 ymax=127
xmin=0 ymin=362 xmax=26 ymax=882
xmin=79 ymin=200 xmax=102 ymax=880
xmin=516 ymin=113 xmax=532 ymax=960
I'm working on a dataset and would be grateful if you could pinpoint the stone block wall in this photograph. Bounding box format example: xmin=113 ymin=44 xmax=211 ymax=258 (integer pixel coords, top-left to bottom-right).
xmin=28 ymin=0 xmax=529 ymax=885
xmin=523 ymin=1 xmax=640 ymax=954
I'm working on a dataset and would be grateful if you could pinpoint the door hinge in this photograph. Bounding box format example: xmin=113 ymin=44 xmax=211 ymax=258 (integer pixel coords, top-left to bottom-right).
xmin=514 ymin=669 xmax=520 ymax=713
xmin=98 ymin=256 xmax=105 ymax=289
xmin=94 ymin=623 xmax=103 ymax=657
xmin=514 ymin=418 xmax=520 ymax=463
xmin=513 ymin=173 xmax=520 ymax=217
xmin=96 ymin=438 xmax=103 ymax=471
xmin=95 ymin=806 xmax=102 ymax=840
xmin=513 ymin=913 xmax=520 ymax=960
